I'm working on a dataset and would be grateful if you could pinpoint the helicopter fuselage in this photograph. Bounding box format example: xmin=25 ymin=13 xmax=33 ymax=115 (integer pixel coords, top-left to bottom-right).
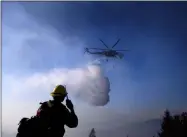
xmin=86 ymin=49 xmax=122 ymax=58
xmin=103 ymin=50 xmax=117 ymax=57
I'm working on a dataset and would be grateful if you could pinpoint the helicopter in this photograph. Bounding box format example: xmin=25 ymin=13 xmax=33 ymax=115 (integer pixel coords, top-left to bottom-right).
xmin=84 ymin=39 xmax=129 ymax=61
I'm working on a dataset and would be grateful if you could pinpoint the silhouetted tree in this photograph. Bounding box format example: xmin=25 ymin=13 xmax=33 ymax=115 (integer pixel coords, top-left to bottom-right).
xmin=181 ymin=112 xmax=187 ymax=137
xmin=158 ymin=109 xmax=187 ymax=137
xmin=158 ymin=109 xmax=173 ymax=137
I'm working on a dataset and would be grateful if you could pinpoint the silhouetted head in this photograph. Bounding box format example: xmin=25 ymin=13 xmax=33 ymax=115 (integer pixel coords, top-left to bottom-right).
xmin=50 ymin=85 xmax=67 ymax=103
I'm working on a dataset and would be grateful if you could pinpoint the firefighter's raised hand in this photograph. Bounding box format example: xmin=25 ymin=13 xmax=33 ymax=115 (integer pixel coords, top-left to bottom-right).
xmin=66 ymin=98 xmax=74 ymax=111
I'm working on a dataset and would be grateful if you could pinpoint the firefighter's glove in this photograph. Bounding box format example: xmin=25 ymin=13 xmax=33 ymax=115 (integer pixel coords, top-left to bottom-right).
xmin=66 ymin=99 xmax=74 ymax=111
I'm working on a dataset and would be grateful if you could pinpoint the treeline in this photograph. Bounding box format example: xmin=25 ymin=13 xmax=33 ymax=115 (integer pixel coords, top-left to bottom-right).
xmin=157 ymin=110 xmax=187 ymax=137
xmin=126 ymin=110 xmax=187 ymax=137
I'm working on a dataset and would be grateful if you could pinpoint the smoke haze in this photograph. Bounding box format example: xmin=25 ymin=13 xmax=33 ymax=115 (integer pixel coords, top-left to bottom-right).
xmin=2 ymin=2 xmax=187 ymax=137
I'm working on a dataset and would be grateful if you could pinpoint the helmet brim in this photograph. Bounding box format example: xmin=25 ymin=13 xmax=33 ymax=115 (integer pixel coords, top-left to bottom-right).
xmin=50 ymin=92 xmax=67 ymax=97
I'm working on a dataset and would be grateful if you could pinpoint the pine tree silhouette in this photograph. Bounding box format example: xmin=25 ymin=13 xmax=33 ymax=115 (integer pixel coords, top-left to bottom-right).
xmin=158 ymin=110 xmax=173 ymax=137
xmin=158 ymin=110 xmax=187 ymax=137
xmin=180 ymin=112 xmax=187 ymax=137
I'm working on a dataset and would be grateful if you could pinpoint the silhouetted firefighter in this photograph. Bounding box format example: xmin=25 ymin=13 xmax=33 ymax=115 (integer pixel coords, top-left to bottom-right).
xmin=16 ymin=85 xmax=78 ymax=137
xmin=158 ymin=110 xmax=187 ymax=137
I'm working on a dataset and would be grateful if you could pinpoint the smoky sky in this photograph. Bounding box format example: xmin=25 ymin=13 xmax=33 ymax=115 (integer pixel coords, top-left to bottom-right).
xmin=2 ymin=0 xmax=187 ymax=123
xmin=2 ymin=2 xmax=187 ymax=137
xmin=17 ymin=2 xmax=187 ymax=41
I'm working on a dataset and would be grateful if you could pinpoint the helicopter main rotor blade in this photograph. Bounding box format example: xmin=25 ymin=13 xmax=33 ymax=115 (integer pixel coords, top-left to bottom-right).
xmin=115 ymin=49 xmax=130 ymax=51
xmin=88 ymin=48 xmax=108 ymax=50
xmin=99 ymin=39 xmax=110 ymax=49
xmin=112 ymin=39 xmax=121 ymax=48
